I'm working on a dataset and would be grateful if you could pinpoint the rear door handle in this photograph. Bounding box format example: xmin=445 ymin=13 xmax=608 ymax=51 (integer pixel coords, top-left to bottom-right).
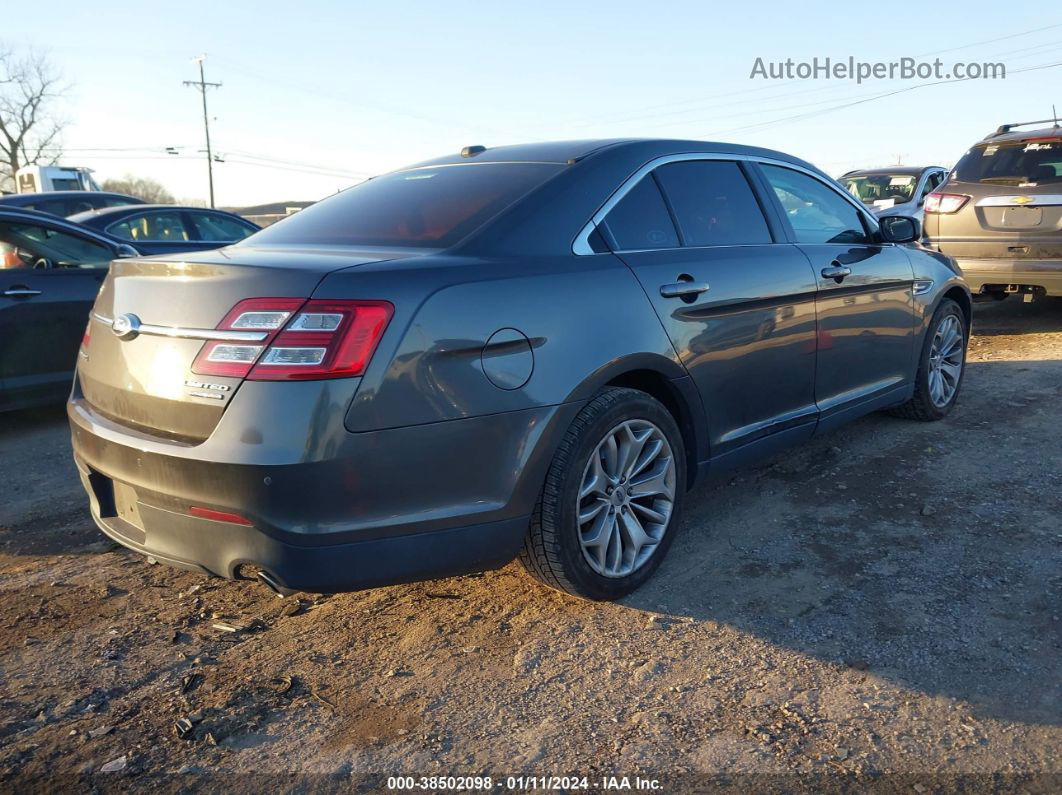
xmin=2 ymin=287 xmax=43 ymax=298
xmin=820 ymin=262 xmax=851 ymax=282
xmin=659 ymin=281 xmax=710 ymax=299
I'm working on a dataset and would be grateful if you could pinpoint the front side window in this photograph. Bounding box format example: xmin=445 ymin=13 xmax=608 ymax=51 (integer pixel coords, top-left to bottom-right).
xmin=190 ymin=213 xmax=255 ymax=242
xmin=0 ymin=221 xmax=113 ymax=269
xmin=654 ymin=160 xmax=771 ymax=246
xmin=247 ymin=162 xmax=564 ymax=248
xmin=762 ymin=165 xmax=871 ymax=245
xmin=107 ymin=211 xmax=189 ymax=242
xmin=600 ymin=176 xmax=679 ymax=250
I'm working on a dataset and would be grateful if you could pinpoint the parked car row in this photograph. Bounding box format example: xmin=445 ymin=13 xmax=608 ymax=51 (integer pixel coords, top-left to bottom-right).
xmin=842 ymin=118 xmax=1062 ymax=301
xmin=0 ymin=202 xmax=260 ymax=409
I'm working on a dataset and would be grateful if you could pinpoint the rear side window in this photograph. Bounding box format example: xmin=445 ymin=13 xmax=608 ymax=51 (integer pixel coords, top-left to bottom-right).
xmin=952 ymin=140 xmax=1062 ymax=186
xmin=190 ymin=212 xmax=255 ymax=242
xmin=760 ymin=165 xmax=871 ymax=245
xmin=247 ymin=163 xmax=564 ymax=248
xmin=654 ymin=160 xmax=771 ymax=246
xmin=601 ymin=176 xmax=679 ymax=250
xmin=107 ymin=211 xmax=189 ymax=242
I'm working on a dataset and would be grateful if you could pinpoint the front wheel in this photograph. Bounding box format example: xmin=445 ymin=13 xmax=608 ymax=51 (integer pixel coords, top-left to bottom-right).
xmin=519 ymin=387 xmax=686 ymax=601
xmin=889 ymin=298 xmax=968 ymax=421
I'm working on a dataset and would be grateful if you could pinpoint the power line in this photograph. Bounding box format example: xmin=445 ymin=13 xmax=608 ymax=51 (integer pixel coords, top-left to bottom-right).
xmin=563 ymin=21 xmax=1062 ymax=132
xmin=183 ymin=55 xmax=221 ymax=207
xmin=703 ymin=59 xmax=1062 ymax=138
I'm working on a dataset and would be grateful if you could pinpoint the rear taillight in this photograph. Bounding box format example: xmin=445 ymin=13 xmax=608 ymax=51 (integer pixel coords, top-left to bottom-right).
xmin=248 ymin=300 xmax=393 ymax=381
xmin=924 ymin=192 xmax=970 ymax=214
xmin=80 ymin=319 xmax=91 ymax=352
xmin=191 ymin=298 xmax=393 ymax=381
xmin=192 ymin=298 xmax=304 ymax=377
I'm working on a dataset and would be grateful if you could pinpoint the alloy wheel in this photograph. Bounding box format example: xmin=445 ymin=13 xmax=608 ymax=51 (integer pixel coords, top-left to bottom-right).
xmin=928 ymin=314 xmax=964 ymax=408
xmin=576 ymin=419 xmax=677 ymax=578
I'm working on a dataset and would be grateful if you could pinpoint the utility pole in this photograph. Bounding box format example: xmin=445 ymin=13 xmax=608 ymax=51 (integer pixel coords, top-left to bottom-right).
xmin=183 ymin=56 xmax=221 ymax=208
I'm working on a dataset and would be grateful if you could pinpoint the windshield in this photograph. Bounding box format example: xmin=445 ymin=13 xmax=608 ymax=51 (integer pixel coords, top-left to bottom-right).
xmin=246 ymin=162 xmax=565 ymax=248
xmin=842 ymin=174 xmax=918 ymax=205
xmin=952 ymin=139 xmax=1062 ymax=186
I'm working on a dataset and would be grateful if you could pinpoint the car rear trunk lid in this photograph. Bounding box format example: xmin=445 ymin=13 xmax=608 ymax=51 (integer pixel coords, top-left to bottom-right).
xmin=78 ymin=247 xmax=406 ymax=442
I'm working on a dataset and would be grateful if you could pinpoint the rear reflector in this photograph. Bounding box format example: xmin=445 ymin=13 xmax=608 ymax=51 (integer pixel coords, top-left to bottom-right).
xmin=189 ymin=506 xmax=253 ymax=525
xmin=924 ymin=192 xmax=970 ymax=214
xmin=191 ymin=297 xmax=393 ymax=381
xmin=81 ymin=318 xmax=91 ymax=352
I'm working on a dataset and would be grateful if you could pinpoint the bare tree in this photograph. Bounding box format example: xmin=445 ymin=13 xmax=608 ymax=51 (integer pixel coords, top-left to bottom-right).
xmin=102 ymin=175 xmax=175 ymax=204
xmin=0 ymin=46 xmax=66 ymax=192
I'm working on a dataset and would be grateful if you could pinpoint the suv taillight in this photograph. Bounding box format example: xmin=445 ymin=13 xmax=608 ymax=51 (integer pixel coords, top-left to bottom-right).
xmin=924 ymin=192 xmax=970 ymax=214
xmin=191 ymin=298 xmax=393 ymax=381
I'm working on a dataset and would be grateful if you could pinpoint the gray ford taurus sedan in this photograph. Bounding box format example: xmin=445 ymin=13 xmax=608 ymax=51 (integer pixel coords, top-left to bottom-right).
xmin=69 ymin=139 xmax=971 ymax=601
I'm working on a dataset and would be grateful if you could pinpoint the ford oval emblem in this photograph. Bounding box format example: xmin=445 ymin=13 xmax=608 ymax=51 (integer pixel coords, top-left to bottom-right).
xmin=111 ymin=313 xmax=141 ymax=340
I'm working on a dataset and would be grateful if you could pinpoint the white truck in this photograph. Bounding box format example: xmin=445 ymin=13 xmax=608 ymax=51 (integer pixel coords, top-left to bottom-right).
xmin=15 ymin=165 xmax=102 ymax=193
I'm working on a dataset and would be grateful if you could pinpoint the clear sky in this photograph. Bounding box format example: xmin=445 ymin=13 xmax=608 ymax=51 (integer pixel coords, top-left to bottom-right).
xmin=13 ymin=1 xmax=1062 ymax=207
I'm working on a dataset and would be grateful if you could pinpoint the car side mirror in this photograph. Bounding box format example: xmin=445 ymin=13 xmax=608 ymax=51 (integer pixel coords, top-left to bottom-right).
xmin=880 ymin=215 xmax=919 ymax=243
xmin=115 ymin=244 xmax=140 ymax=258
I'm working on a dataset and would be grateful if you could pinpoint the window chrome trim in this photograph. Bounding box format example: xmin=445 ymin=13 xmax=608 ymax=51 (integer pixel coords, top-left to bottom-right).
xmin=572 ymin=152 xmax=880 ymax=255
xmin=91 ymin=312 xmax=269 ymax=342
xmin=975 ymin=194 xmax=1062 ymax=207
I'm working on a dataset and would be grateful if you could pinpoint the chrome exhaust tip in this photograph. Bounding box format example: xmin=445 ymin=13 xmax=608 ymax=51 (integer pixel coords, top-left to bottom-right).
xmin=256 ymin=570 xmax=296 ymax=598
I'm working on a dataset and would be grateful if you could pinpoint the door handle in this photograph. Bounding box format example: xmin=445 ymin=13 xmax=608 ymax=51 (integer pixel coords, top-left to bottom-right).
xmin=820 ymin=262 xmax=851 ymax=283
xmin=2 ymin=287 xmax=43 ymax=298
xmin=659 ymin=281 xmax=710 ymax=299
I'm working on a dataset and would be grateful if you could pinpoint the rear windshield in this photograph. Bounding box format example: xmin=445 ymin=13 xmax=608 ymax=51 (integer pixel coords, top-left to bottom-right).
xmin=246 ymin=162 xmax=564 ymax=248
xmin=952 ymin=140 xmax=1062 ymax=186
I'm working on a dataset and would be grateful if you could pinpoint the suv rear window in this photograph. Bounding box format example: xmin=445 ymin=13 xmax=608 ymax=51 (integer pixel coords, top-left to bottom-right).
xmin=952 ymin=140 xmax=1062 ymax=186
xmin=247 ymin=163 xmax=564 ymax=248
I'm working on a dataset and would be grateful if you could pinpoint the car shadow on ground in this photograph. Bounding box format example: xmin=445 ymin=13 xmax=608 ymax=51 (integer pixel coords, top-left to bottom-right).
xmin=626 ymin=358 xmax=1061 ymax=728
xmin=970 ymin=296 xmax=1062 ymax=335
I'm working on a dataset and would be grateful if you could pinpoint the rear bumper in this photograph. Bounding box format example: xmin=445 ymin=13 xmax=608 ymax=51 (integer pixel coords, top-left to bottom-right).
xmin=79 ymin=476 xmax=529 ymax=593
xmin=955 ymin=257 xmax=1062 ymax=296
xmin=68 ymin=382 xmax=580 ymax=592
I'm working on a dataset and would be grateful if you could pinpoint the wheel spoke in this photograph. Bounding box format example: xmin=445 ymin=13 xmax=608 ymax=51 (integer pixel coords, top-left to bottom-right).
xmin=631 ymin=500 xmax=667 ymax=525
xmin=629 ymin=461 xmax=672 ymax=499
xmin=579 ymin=454 xmax=610 ymax=500
xmin=628 ymin=438 xmax=663 ymax=480
xmin=578 ymin=499 xmax=607 ymax=525
xmin=618 ymin=509 xmax=650 ymax=562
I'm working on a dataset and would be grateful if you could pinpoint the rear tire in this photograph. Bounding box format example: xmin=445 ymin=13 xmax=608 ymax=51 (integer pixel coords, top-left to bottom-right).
xmin=519 ymin=387 xmax=686 ymax=601
xmin=888 ymin=298 xmax=968 ymax=421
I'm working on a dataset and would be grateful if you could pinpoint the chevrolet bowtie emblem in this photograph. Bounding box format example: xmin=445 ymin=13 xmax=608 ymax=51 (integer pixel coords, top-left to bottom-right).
xmin=1011 ymin=196 xmax=1034 ymax=204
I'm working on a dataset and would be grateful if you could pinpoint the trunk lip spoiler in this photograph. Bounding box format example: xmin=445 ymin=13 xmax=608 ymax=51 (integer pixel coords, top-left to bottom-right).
xmin=91 ymin=312 xmax=269 ymax=343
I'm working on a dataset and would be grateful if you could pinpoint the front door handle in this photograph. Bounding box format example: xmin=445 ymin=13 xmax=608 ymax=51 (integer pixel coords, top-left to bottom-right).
xmin=820 ymin=262 xmax=852 ymax=283
xmin=2 ymin=286 xmax=43 ymax=298
xmin=659 ymin=281 xmax=710 ymax=299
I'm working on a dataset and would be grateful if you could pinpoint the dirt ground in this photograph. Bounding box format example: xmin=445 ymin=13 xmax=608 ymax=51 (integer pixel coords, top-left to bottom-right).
xmin=0 ymin=298 xmax=1059 ymax=793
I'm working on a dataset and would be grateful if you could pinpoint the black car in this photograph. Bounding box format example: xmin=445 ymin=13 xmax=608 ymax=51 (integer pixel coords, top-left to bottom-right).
xmin=69 ymin=205 xmax=260 ymax=255
xmin=0 ymin=191 xmax=145 ymax=217
xmin=1 ymin=208 xmax=140 ymax=411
